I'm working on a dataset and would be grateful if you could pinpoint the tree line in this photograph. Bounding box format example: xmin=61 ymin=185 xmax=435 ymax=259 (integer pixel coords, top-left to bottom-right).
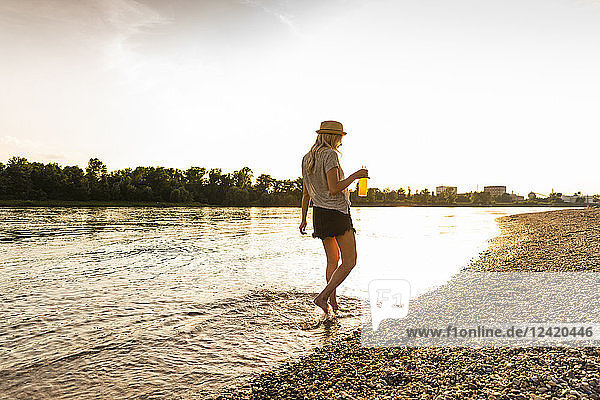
xmin=0 ymin=157 xmax=301 ymax=206
xmin=0 ymin=156 xmax=572 ymax=206
xmin=350 ymin=186 xmax=567 ymax=205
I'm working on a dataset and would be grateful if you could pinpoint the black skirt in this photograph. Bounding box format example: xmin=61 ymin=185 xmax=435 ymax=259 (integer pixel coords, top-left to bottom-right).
xmin=312 ymin=206 xmax=356 ymax=239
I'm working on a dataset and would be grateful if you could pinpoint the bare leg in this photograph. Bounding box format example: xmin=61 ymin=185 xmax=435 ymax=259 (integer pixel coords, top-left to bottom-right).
xmin=314 ymin=229 xmax=357 ymax=314
xmin=322 ymin=237 xmax=340 ymax=312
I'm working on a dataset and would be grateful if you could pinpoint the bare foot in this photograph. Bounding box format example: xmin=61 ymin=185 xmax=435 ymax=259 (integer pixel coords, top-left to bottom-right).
xmin=329 ymin=298 xmax=339 ymax=313
xmin=313 ymin=295 xmax=329 ymax=315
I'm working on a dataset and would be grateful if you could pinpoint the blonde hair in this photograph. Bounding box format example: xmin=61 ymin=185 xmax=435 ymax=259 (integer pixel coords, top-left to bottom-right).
xmin=306 ymin=133 xmax=343 ymax=174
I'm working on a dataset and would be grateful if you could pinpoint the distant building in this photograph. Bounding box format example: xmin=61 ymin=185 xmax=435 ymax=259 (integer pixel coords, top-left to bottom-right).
xmin=561 ymin=194 xmax=596 ymax=204
xmin=528 ymin=192 xmax=537 ymax=200
xmin=436 ymin=186 xmax=457 ymax=196
xmin=509 ymin=193 xmax=525 ymax=202
xmin=483 ymin=186 xmax=507 ymax=197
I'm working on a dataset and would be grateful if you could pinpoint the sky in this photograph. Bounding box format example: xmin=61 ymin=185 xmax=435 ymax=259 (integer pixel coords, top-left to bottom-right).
xmin=1 ymin=0 xmax=599 ymax=196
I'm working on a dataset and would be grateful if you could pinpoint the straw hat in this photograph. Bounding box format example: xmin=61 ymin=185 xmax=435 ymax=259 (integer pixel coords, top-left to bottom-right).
xmin=316 ymin=120 xmax=347 ymax=136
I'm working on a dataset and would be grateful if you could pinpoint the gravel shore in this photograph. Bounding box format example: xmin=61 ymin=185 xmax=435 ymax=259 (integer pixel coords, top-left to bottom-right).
xmin=217 ymin=209 xmax=600 ymax=399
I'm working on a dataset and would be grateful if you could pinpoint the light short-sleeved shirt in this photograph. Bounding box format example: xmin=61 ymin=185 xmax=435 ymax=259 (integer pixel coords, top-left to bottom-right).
xmin=302 ymin=148 xmax=351 ymax=214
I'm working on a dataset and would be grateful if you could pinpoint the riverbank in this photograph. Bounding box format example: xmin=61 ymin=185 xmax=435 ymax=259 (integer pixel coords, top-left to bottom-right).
xmin=216 ymin=208 xmax=600 ymax=399
xmin=0 ymin=199 xmax=585 ymax=208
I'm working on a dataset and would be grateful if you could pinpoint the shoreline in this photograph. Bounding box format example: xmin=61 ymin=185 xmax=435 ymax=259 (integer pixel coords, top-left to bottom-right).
xmin=216 ymin=208 xmax=600 ymax=399
xmin=0 ymin=199 xmax=585 ymax=208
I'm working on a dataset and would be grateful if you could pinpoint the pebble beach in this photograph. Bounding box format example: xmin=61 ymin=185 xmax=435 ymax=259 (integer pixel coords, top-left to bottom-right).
xmin=217 ymin=208 xmax=600 ymax=399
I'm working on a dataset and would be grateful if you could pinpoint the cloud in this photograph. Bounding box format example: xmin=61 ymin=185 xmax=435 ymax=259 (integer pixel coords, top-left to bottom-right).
xmin=0 ymin=136 xmax=69 ymax=163
xmin=237 ymin=0 xmax=302 ymax=36
xmin=0 ymin=135 xmax=55 ymax=163
xmin=1 ymin=135 xmax=41 ymax=149
xmin=99 ymin=0 xmax=170 ymax=71
xmin=0 ymin=0 xmax=169 ymax=72
xmin=1 ymin=136 xmax=20 ymax=146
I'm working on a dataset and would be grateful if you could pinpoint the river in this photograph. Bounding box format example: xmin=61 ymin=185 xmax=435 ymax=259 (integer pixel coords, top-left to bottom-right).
xmin=0 ymin=206 xmax=559 ymax=399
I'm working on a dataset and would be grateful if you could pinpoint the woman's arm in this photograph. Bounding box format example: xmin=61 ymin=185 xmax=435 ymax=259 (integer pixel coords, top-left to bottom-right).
xmin=299 ymin=180 xmax=310 ymax=234
xmin=326 ymin=167 xmax=368 ymax=195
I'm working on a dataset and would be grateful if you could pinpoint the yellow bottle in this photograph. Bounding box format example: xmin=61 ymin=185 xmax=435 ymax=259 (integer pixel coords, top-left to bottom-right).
xmin=358 ymin=177 xmax=367 ymax=197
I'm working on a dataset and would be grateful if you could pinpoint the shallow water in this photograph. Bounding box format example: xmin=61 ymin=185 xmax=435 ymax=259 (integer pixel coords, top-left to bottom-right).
xmin=0 ymin=206 xmax=557 ymax=398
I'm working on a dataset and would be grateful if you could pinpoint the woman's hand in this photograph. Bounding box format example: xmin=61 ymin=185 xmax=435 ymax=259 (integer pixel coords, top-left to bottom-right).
xmin=299 ymin=219 xmax=307 ymax=235
xmin=352 ymin=168 xmax=369 ymax=180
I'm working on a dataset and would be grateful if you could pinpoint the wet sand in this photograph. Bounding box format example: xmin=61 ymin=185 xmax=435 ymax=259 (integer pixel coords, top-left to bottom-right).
xmin=216 ymin=208 xmax=600 ymax=399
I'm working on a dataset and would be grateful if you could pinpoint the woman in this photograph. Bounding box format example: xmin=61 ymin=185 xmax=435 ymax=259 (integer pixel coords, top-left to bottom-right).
xmin=300 ymin=120 xmax=369 ymax=315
